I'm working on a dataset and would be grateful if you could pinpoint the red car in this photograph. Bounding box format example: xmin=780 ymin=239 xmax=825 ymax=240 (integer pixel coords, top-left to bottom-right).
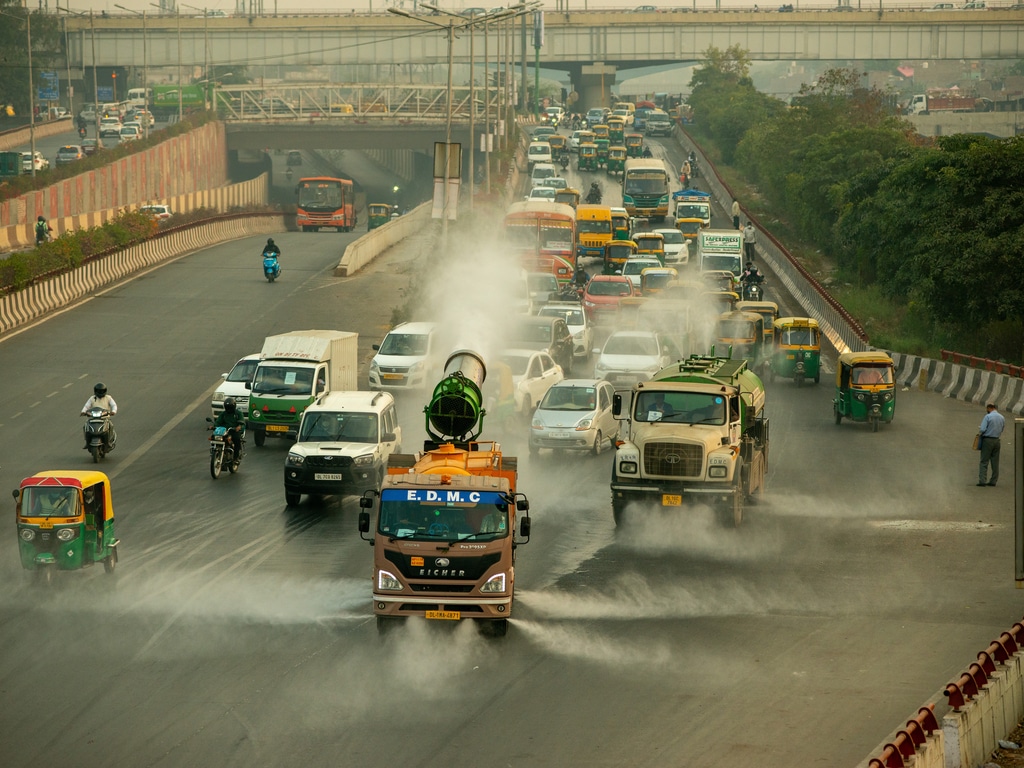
xmin=582 ymin=275 xmax=634 ymax=324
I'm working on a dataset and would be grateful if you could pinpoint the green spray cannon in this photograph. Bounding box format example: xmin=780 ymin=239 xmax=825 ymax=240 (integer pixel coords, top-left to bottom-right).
xmin=424 ymin=350 xmax=487 ymax=448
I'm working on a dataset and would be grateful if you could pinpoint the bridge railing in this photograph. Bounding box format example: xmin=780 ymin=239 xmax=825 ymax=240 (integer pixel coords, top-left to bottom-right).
xmin=215 ymin=84 xmax=502 ymax=122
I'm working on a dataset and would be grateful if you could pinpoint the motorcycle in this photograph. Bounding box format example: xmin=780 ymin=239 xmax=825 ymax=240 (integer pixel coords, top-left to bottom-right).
xmin=78 ymin=126 xmax=87 ymax=140
xmin=82 ymin=407 xmax=116 ymax=463
xmin=741 ymin=280 xmax=765 ymax=302
xmin=586 ymin=184 xmax=602 ymax=205
xmin=206 ymin=418 xmax=244 ymax=479
xmin=263 ymin=250 xmax=281 ymax=282
xmin=559 ymin=154 xmax=569 ymax=171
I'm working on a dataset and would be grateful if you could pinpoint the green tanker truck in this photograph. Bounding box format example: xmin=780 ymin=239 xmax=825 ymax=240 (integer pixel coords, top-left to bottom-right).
xmin=149 ymin=84 xmax=209 ymax=119
xmin=610 ymin=354 xmax=769 ymax=527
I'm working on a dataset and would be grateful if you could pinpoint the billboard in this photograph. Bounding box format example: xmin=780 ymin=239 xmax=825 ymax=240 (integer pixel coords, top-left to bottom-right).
xmin=37 ymin=71 xmax=59 ymax=102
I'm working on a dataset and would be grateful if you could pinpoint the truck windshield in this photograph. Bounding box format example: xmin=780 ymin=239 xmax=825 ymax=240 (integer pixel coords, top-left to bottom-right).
xmin=634 ymin=391 xmax=726 ymax=425
xmin=702 ymin=254 xmax=741 ymax=273
xmin=379 ymin=489 xmax=509 ymax=541
xmin=251 ymin=365 xmax=314 ymax=395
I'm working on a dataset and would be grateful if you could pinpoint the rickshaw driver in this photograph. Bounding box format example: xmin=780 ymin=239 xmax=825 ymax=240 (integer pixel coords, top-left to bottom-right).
xmin=853 ymin=368 xmax=886 ymax=385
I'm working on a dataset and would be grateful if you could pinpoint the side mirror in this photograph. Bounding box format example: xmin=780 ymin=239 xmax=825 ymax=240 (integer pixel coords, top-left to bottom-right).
xmin=359 ymin=496 xmax=373 ymax=508
xmin=11 ymin=489 xmax=19 ymax=499
xmin=221 ymin=372 xmax=229 ymax=380
xmin=244 ymin=382 xmax=251 ymax=390
xmin=519 ymin=517 xmax=531 ymax=538
xmin=516 ymin=498 xmax=530 ymax=512
xmin=372 ymin=344 xmax=380 ymax=351
xmin=382 ymin=431 xmax=397 ymax=442
xmin=358 ymin=510 xmax=370 ymax=532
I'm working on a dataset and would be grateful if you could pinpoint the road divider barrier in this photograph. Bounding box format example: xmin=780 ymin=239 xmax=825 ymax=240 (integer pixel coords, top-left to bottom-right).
xmin=0 ymin=118 xmax=74 ymax=152
xmin=334 ymin=201 xmax=430 ymax=277
xmin=0 ymin=213 xmax=284 ymax=336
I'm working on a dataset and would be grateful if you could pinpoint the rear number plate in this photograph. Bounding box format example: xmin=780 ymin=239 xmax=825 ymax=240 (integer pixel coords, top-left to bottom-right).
xmin=425 ymin=610 xmax=461 ymax=621
xmin=662 ymin=494 xmax=682 ymax=506
xmin=266 ymin=425 xmax=289 ymax=432
xmin=314 ymin=473 xmax=344 ymax=481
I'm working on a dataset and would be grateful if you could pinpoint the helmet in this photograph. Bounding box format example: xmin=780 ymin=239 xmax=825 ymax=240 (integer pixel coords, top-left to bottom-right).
xmin=94 ymin=382 xmax=107 ymax=397
xmin=37 ymin=216 xmax=45 ymax=223
xmin=223 ymin=397 xmax=236 ymax=414
xmin=266 ymin=238 xmax=275 ymax=246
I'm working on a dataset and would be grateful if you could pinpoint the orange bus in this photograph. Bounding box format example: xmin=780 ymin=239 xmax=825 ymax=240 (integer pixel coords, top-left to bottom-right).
xmin=296 ymin=176 xmax=357 ymax=232
xmin=504 ymin=201 xmax=577 ymax=285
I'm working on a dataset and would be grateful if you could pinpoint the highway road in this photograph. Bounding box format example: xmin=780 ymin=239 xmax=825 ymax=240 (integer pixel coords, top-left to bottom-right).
xmin=0 ymin=158 xmax=1018 ymax=768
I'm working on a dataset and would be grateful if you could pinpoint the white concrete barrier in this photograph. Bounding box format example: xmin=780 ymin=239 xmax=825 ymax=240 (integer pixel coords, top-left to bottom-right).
xmin=334 ymin=202 xmax=432 ymax=277
xmin=0 ymin=118 xmax=74 ymax=152
xmin=0 ymin=214 xmax=284 ymax=336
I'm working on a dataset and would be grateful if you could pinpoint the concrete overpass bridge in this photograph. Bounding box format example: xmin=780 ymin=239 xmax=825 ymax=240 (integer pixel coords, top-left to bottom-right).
xmin=64 ymin=9 xmax=1024 ymax=108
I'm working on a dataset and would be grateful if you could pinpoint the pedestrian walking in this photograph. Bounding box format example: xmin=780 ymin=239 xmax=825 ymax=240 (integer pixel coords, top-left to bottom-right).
xmin=743 ymin=221 xmax=757 ymax=261
xmin=976 ymin=402 xmax=1005 ymax=486
xmin=731 ymin=200 xmax=741 ymax=230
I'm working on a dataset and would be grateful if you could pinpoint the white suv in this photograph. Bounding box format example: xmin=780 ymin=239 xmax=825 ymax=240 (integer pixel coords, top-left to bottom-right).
xmin=369 ymin=321 xmax=438 ymax=390
xmin=283 ymin=391 xmax=402 ymax=507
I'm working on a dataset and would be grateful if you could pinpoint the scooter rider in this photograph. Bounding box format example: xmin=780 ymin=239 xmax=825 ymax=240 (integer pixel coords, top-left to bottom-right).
xmin=586 ymin=182 xmax=602 ymax=204
xmin=35 ymin=216 xmax=52 ymax=244
xmin=263 ymin=238 xmax=281 ymax=258
xmin=81 ymin=382 xmax=117 ymax=449
xmin=214 ymin=397 xmax=246 ymax=460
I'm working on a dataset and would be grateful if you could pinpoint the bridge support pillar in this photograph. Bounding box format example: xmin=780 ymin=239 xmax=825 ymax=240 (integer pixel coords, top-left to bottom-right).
xmin=576 ymin=63 xmax=617 ymax=113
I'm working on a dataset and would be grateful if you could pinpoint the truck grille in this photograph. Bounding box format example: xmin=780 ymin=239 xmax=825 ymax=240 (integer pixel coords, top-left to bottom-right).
xmin=306 ymin=455 xmax=353 ymax=468
xmin=644 ymin=442 xmax=703 ymax=478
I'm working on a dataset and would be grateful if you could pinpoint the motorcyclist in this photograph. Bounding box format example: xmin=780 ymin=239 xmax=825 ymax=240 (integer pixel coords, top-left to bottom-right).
xmin=559 ymin=153 xmax=569 ymax=170
xmin=263 ymin=237 xmax=281 ymax=258
xmin=81 ymin=382 xmax=117 ymax=450
xmin=78 ymin=125 xmax=87 ymax=140
xmin=586 ymin=182 xmax=602 ymax=205
xmin=740 ymin=263 xmax=764 ymax=297
xmin=35 ymin=216 xmax=52 ymax=245
xmin=214 ymin=397 xmax=246 ymax=460
xmin=642 ymin=145 xmax=653 ymax=158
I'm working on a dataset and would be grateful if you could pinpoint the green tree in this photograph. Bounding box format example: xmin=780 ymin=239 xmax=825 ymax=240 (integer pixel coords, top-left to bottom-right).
xmin=0 ymin=0 xmax=61 ymax=117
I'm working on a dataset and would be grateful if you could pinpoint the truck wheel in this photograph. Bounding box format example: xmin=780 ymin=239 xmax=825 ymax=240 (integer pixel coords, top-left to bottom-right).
xmin=612 ymin=495 xmax=627 ymax=527
xmin=253 ymin=430 xmax=266 ymax=447
xmin=480 ymin=619 xmax=508 ymax=638
xmin=731 ymin=459 xmax=746 ymax=528
xmin=285 ymin=491 xmax=301 ymax=507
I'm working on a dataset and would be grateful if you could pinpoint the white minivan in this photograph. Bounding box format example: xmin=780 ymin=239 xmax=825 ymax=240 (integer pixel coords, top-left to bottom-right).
xmin=369 ymin=321 xmax=439 ymax=390
xmin=530 ymin=162 xmax=557 ymax=188
xmin=527 ymin=141 xmax=552 ymax=169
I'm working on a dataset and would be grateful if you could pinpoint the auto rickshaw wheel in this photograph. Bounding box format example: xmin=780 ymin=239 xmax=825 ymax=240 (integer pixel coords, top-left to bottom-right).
xmin=37 ymin=564 xmax=54 ymax=586
xmin=834 ymin=407 xmax=842 ymax=425
xmin=253 ymin=430 xmax=266 ymax=447
xmin=103 ymin=548 xmax=117 ymax=574
xmin=871 ymin=417 xmax=879 ymax=433
xmin=814 ymin=373 xmax=820 ymax=384
xmin=795 ymin=374 xmax=804 ymax=388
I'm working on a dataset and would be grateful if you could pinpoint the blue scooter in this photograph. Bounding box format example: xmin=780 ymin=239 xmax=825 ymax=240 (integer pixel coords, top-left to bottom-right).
xmin=263 ymin=250 xmax=281 ymax=282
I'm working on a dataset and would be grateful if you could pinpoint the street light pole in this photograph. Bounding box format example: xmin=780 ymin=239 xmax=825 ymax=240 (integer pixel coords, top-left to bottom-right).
xmin=115 ymin=4 xmax=149 ymax=137
xmin=26 ymin=11 xmax=36 ymax=179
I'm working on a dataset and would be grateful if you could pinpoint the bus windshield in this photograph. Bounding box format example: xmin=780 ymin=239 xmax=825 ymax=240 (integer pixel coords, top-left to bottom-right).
xmin=298 ymin=181 xmax=343 ymax=211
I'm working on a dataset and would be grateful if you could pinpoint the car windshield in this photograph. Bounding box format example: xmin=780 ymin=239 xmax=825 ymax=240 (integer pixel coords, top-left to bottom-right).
xmin=634 ymin=391 xmax=726 ymax=424
xmin=498 ymin=354 xmax=531 ymax=376
xmin=22 ymin=486 xmax=81 ymax=518
xmin=659 ymin=230 xmax=684 ymax=244
xmin=530 ymin=189 xmax=555 ymax=200
xmin=603 ymin=334 xmax=659 ymax=356
xmin=540 ymin=307 xmax=584 ymax=326
xmin=298 ymin=411 xmax=378 ymax=443
xmin=588 ymin=280 xmax=630 ymax=297
xmin=251 ymin=364 xmax=314 ymax=395
xmin=226 ymin=359 xmax=259 ymax=383
xmin=540 ymin=385 xmax=597 ymax=411
xmin=378 ymin=489 xmax=509 ymax=542
xmin=379 ymin=332 xmax=429 ymax=356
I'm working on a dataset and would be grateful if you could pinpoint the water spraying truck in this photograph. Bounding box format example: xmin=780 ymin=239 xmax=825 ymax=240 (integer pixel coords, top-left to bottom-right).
xmin=610 ymin=354 xmax=769 ymax=527
xmin=358 ymin=350 xmax=532 ymax=637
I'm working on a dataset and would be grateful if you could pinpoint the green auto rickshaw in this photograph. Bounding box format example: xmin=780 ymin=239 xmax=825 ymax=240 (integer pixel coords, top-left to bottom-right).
xmin=608 ymin=123 xmax=625 ymax=146
xmin=604 ymin=239 xmax=637 ymax=275
xmin=368 ymin=203 xmax=393 ymax=230
xmin=834 ymin=351 xmax=896 ymax=432
xmin=606 ymin=145 xmax=627 ymax=177
xmin=625 ymin=133 xmax=644 ymax=157
xmin=714 ymin=310 xmax=767 ymax=369
xmin=611 ymin=207 xmax=630 ymax=241
xmin=768 ymin=316 xmax=820 ymax=386
xmin=14 ymin=470 xmax=120 ymax=584
xmin=595 ymin=138 xmax=610 ymax=168
xmin=578 ymin=143 xmax=598 ymax=171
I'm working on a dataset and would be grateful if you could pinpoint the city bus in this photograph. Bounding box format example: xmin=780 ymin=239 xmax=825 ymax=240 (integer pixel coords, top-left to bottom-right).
xmin=296 ymin=176 xmax=357 ymax=232
xmin=504 ymin=201 xmax=577 ymax=286
xmin=622 ymin=158 xmax=671 ymax=220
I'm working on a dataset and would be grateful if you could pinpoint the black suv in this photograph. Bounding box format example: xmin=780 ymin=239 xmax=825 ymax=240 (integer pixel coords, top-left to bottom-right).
xmin=509 ymin=315 xmax=574 ymax=376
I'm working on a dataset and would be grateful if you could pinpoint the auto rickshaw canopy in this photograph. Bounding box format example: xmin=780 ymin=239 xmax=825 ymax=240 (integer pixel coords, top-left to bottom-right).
xmin=775 ymin=316 xmax=820 ymax=345
xmin=640 ymin=266 xmax=678 ymax=294
xmin=675 ymin=218 xmax=703 ymax=238
xmin=633 ymin=232 xmax=665 ymax=253
xmin=554 ymin=188 xmax=580 ymax=208
xmin=592 ymin=124 xmax=610 ymax=140
xmin=368 ymin=203 xmax=392 ymax=216
xmin=605 ymin=240 xmax=637 ymax=260
xmin=17 ymin=470 xmax=114 ymax=521
xmin=547 ymin=135 xmax=567 ymax=151
xmin=715 ymin=310 xmax=765 ymax=344
xmin=578 ymin=130 xmax=596 ymax=145
xmin=608 ymin=146 xmax=627 ymax=160
xmin=737 ymin=300 xmax=780 ymax=334
xmin=837 ymin=351 xmax=895 ymax=386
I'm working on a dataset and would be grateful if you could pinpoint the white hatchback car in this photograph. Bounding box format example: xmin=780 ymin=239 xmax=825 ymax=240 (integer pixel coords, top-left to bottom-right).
xmin=594 ymin=330 xmax=682 ymax=387
xmin=654 ymin=228 xmax=689 ymax=265
xmin=538 ymin=302 xmax=593 ymax=359
xmin=498 ymin=348 xmax=564 ymax=417
xmin=530 ymin=379 xmax=617 ymax=455
xmin=368 ymin=321 xmax=438 ymax=391
xmin=621 ymin=258 xmax=663 ymax=291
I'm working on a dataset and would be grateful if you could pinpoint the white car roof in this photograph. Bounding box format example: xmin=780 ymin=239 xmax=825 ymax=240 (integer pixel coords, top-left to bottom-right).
xmin=387 ymin=321 xmax=436 ymax=335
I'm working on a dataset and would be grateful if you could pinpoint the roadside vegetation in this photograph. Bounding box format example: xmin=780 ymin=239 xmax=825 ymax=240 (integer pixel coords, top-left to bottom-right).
xmin=688 ymin=45 xmax=1024 ymax=363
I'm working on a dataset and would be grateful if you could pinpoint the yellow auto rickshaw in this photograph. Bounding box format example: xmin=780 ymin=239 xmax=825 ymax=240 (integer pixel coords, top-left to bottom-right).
xmin=483 ymin=359 xmax=517 ymax=427
xmin=633 ymin=232 xmax=666 ymax=264
xmin=14 ymin=470 xmax=120 ymax=584
xmin=736 ymin=300 xmax=779 ymax=345
xmin=607 ymin=119 xmax=625 ymax=145
xmin=769 ymin=316 xmax=821 ymax=386
xmin=555 ymin=188 xmax=580 ymax=209
xmin=714 ymin=310 xmax=767 ymax=368
xmin=701 ymin=290 xmax=740 ymax=313
xmin=592 ymin=124 xmax=610 ymax=141
xmin=640 ymin=266 xmax=678 ymax=296
xmin=368 ymin=203 xmax=393 ymax=230
xmin=675 ymin=217 xmax=703 ymax=242
xmin=604 ymin=239 xmax=637 ymax=275
xmin=547 ymin=133 xmax=567 ymax=158
xmin=625 ymin=133 xmax=644 ymax=158
xmin=611 ymin=207 xmax=630 ymax=241
xmin=606 ymin=145 xmax=627 ymax=177
xmin=578 ymin=143 xmax=598 ymax=171
xmin=834 ymin=351 xmax=895 ymax=431
xmin=577 ymin=130 xmax=595 ymax=150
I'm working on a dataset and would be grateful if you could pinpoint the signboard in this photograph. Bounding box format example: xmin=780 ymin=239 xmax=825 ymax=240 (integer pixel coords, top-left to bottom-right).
xmin=37 ymin=71 xmax=59 ymax=102
xmin=97 ymin=86 xmax=113 ymax=101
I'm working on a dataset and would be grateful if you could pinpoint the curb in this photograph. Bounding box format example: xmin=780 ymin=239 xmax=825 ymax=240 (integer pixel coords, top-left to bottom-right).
xmin=890 ymin=351 xmax=1024 ymax=415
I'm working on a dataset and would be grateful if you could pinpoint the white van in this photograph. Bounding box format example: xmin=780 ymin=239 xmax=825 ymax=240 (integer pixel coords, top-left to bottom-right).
xmin=530 ymin=162 xmax=557 ymax=188
xmin=527 ymin=141 xmax=552 ymax=170
xmin=127 ymin=88 xmax=151 ymax=109
xmin=368 ymin=322 xmax=439 ymax=391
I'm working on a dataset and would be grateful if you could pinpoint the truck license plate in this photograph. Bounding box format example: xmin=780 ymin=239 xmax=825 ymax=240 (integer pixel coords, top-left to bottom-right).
xmin=381 ymin=373 xmax=404 ymax=381
xmin=314 ymin=473 xmax=344 ymax=481
xmin=662 ymin=494 xmax=682 ymax=506
xmin=266 ymin=424 xmax=289 ymax=433
xmin=425 ymin=610 xmax=461 ymax=621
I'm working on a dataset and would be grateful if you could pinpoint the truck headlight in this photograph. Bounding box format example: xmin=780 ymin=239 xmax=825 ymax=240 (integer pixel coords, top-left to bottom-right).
xmin=286 ymin=453 xmax=304 ymax=467
xmin=481 ymin=573 xmax=506 ymax=593
xmin=708 ymin=466 xmax=728 ymax=478
xmin=57 ymin=528 xmax=78 ymax=541
xmin=619 ymin=461 xmax=638 ymax=474
xmin=354 ymin=454 xmax=375 ymax=467
xmin=250 ymin=410 xmax=261 ymax=420
xmin=377 ymin=570 xmax=402 ymax=591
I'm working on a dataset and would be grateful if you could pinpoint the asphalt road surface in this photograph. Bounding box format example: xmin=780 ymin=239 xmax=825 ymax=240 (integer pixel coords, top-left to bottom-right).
xmin=0 ymin=170 xmax=1018 ymax=768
